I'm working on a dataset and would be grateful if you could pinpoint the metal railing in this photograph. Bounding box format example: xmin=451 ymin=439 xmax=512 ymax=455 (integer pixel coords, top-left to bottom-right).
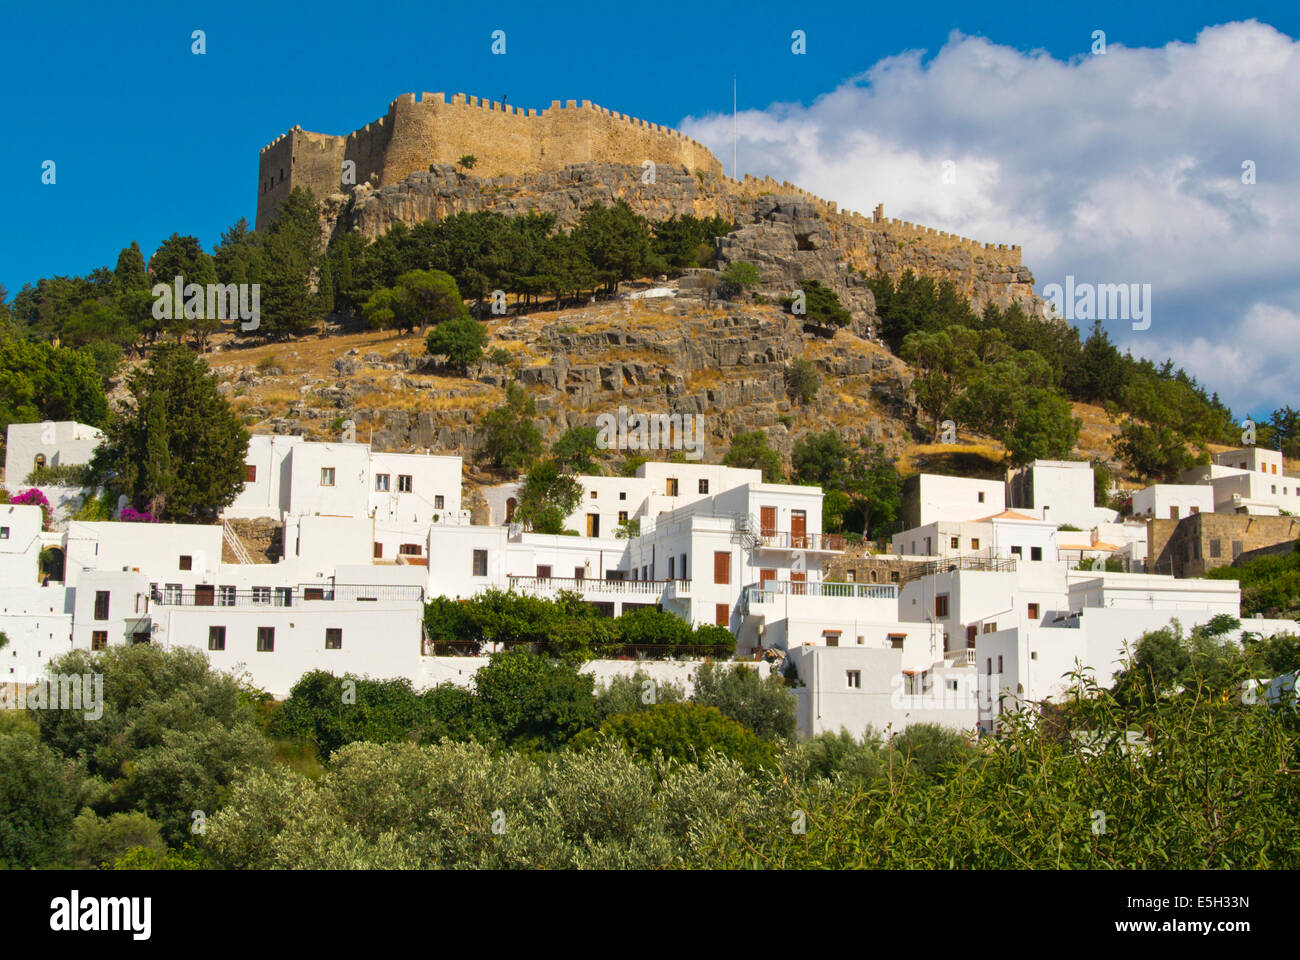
xmin=757 ymin=531 xmax=846 ymax=551
xmin=897 ymin=555 xmax=1018 ymax=585
xmin=507 ymin=576 xmax=690 ymax=597
xmin=153 ymin=582 xmax=425 ymax=607
xmin=742 ymin=580 xmax=898 ymax=606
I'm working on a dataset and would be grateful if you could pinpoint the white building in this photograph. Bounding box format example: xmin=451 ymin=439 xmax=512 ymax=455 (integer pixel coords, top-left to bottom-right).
xmin=1131 ymin=484 xmax=1214 ymax=521
xmin=3 ymin=421 xmax=104 ymax=488
xmin=1007 ymin=459 xmax=1117 ymax=529
xmin=901 ymin=473 xmax=1006 ymax=527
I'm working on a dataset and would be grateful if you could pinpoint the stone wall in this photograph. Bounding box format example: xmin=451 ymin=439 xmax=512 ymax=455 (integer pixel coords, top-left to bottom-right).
xmin=257 ymin=92 xmax=722 ymax=230
xmin=1148 ymin=513 xmax=1300 ymax=578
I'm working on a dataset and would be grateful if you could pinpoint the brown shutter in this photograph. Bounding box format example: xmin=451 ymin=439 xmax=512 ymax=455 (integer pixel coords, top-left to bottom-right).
xmin=713 ymin=551 xmax=730 ymax=584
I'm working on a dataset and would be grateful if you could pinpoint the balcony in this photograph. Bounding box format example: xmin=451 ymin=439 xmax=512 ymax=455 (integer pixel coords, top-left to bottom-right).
xmin=153 ymin=583 xmax=426 ymax=607
xmin=508 ymin=576 xmax=690 ymax=599
xmin=742 ymin=580 xmax=898 ymax=609
xmin=756 ymin=531 xmax=845 ymax=553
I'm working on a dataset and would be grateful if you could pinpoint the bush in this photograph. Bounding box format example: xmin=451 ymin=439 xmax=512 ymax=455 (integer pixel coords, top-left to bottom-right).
xmin=577 ymin=703 xmax=776 ymax=773
xmin=692 ymin=662 xmax=796 ymax=741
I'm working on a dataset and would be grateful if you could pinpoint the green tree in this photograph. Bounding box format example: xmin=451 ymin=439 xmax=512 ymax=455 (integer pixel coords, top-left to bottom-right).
xmin=900 ymin=326 xmax=981 ymax=439
xmin=426 ymin=315 xmax=488 ymax=373
xmin=395 ymin=269 xmax=467 ymax=335
xmin=720 ymin=260 xmax=760 ymax=299
xmin=552 ymin=426 xmax=604 ymax=474
xmin=692 ymin=662 xmax=796 ymax=741
xmin=575 ymin=201 xmax=652 ymax=294
xmin=785 ymin=358 xmax=820 ymax=404
xmin=579 ymin=703 xmax=775 ymax=773
xmin=475 ymin=382 xmax=544 ymax=472
xmin=786 ymin=279 xmax=851 ymax=327
xmin=723 ymin=430 xmax=783 ymax=482
xmin=96 ymin=342 xmax=249 ymax=521
xmin=512 ymin=459 xmax=583 ymax=533
xmin=470 ymin=649 xmax=597 ymax=750
xmin=1115 ymin=419 xmax=1198 ymax=482
xmin=258 ymin=187 xmax=321 ymax=339
xmin=0 ymin=730 xmax=86 ymax=868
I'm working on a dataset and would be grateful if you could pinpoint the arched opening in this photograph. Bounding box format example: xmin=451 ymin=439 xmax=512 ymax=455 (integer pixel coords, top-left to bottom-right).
xmin=505 ymin=497 xmax=517 ymax=523
xmin=33 ymin=453 xmax=47 ymax=474
xmin=39 ymin=546 xmax=64 ymax=584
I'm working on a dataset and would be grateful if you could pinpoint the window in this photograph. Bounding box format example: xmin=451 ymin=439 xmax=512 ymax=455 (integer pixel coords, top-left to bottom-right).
xmin=846 ymin=670 xmax=861 ymax=689
xmin=252 ymin=586 xmax=272 ymax=605
xmin=824 ymin=631 xmax=840 ymax=647
xmin=472 ymin=549 xmax=488 ymax=576
xmin=618 ymin=510 xmax=628 ymax=524
xmin=325 ymin=628 xmax=342 ymax=650
xmin=1170 ymin=506 xmax=1179 ymax=519
xmin=179 ymin=555 xmax=193 ymax=571
xmin=1027 ymin=603 xmax=1040 ymax=620
xmin=399 ymin=543 xmax=422 ymax=556
xmin=997 ymin=655 xmax=1004 ymax=674
xmin=245 ymin=463 xmax=257 ymax=483
xmin=978 ymin=491 xmax=985 ymax=503
xmin=699 ymin=479 xmax=709 ymax=494
xmin=94 ymin=591 xmax=110 ymax=620
xmin=162 ymin=583 xmax=181 ymax=604
xmin=375 ymin=473 xmax=390 ymax=492
xmin=1191 ymin=506 xmax=1200 ymax=515
xmin=374 ymin=542 xmax=383 ymax=559
xmin=536 ymin=565 xmax=552 ymax=579
xmin=890 ymin=571 xmax=899 ymax=583
xmin=574 ymin=567 xmax=585 ymax=580
xmin=208 ymin=626 xmax=226 ymax=651
xmin=218 ymin=585 xmax=236 ymax=607
xmin=1210 ymin=539 xmax=1221 ymax=558
xmin=846 ymin=570 xmax=856 ymax=582
xmin=713 ymin=551 xmax=730 ymax=585
xmin=950 ymin=537 xmax=959 ymax=549
xmin=256 ymin=627 xmax=275 ymax=652
xmin=971 ymin=538 xmax=980 ymax=550
xmin=0 ymin=527 xmax=7 ymax=539
xmin=984 ymin=622 xmax=997 ymax=633
xmin=1030 ymin=546 xmax=1042 ymax=561
xmin=321 ymin=467 xmax=335 ymax=486
xmin=619 ymin=491 xmax=626 ymax=500
xmin=1030 ymin=651 xmax=1038 ymax=660
xmin=668 ymin=557 xmax=675 ymax=579
xmin=589 ymin=490 xmax=598 ymax=499
xmin=389 ymin=474 xmax=409 ymax=494
xmin=434 ymin=495 xmax=445 ymax=509
xmin=1232 ymin=540 xmax=1243 ymax=559
xmin=935 ymin=594 xmax=949 ymax=618
xmin=1011 ymin=546 xmax=1023 ymax=557
xmin=1272 ymin=485 xmax=1278 ymax=494
xmin=715 ymin=603 xmax=729 ymax=627
xmin=91 ymin=631 xmax=108 ymax=651
xmin=889 ymin=633 xmax=906 ymax=650
xmin=680 ymin=554 xmax=687 ymax=579
xmin=666 ymin=478 xmax=679 ymax=496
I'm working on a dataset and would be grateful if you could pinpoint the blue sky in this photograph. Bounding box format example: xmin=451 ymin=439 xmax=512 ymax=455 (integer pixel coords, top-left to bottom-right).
xmin=4 ymin=1 xmax=1297 ymax=415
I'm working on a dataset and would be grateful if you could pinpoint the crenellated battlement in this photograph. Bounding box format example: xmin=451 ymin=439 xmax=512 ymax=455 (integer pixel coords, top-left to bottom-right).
xmin=255 ymin=92 xmax=722 ymax=230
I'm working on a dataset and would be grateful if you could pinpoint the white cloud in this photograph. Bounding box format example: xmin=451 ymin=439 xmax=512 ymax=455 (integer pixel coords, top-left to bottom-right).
xmin=680 ymin=20 xmax=1300 ymax=413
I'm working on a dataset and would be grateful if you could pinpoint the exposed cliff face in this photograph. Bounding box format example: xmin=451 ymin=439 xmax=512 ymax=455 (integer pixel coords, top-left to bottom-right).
xmin=324 ymin=162 xmax=1040 ymax=324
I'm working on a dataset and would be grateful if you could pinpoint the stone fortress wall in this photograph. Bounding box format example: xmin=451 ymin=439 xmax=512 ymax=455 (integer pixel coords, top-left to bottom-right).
xmin=256 ymin=91 xmax=1022 ymax=268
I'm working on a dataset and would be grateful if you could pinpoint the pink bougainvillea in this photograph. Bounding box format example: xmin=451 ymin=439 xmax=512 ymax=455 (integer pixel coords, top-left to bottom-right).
xmin=11 ymin=488 xmax=52 ymax=528
xmin=119 ymin=506 xmax=158 ymax=523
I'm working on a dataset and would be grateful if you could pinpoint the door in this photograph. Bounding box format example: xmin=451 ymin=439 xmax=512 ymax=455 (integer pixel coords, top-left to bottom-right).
xmin=713 ymin=551 xmax=730 ymax=585
xmin=791 ymin=510 xmax=807 ymax=548
xmin=791 ymin=571 xmax=806 ymax=595
xmin=760 ymin=506 xmax=777 ymax=538
xmin=759 ymin=568 xmax=777 ymax=584
xmin=536 ymin=565 xmax=552 ymax=579
xmin=303 ymin=587 xmax=326 ymax=601
xmin=966 ymin=625 xmax=977 ymax=648
xmin=194 ymin=584 xmax=214 ymax=606
xmin=586 ymin=514 xmax=600 ymax=537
